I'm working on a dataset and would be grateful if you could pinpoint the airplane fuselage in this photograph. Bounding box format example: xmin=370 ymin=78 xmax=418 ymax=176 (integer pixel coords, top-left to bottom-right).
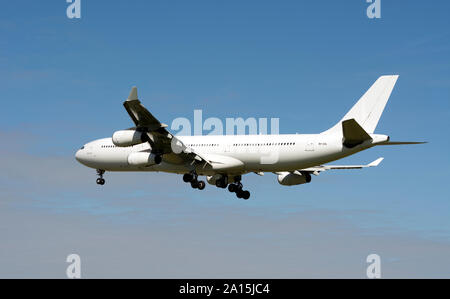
xmin=75 ymin=133 xmax=388 ymax=176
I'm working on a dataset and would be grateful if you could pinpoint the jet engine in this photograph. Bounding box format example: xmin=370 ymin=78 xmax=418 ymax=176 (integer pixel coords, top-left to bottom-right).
xmin=127 ymin=152 xmax=162 ymax=167
xmin=112 ymin=130 xmax=147 ymax=147
xmin=277 ymin=172 xmax=311 ymax=186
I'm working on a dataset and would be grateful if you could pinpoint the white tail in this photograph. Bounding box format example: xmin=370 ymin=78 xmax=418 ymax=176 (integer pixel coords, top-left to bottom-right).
xmin=324 ymin=75 xmax=399 ymax=135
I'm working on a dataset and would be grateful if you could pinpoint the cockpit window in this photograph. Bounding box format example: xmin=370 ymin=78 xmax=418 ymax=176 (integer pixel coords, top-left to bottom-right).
xmin=80 ymin=146 xmax=85 ymax=150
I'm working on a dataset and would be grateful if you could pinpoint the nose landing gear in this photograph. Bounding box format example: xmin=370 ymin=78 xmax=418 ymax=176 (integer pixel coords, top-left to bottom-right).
xmin=96 ymin=169 xmax=105 ymax=185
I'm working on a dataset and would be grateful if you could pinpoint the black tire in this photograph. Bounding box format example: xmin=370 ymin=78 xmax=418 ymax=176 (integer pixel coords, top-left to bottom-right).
xmin=215 ymin=179 xmax=225 ymax=188
xmin=183 ymin=173 xmax=193 ymax=182
xmin=215 ymin=176 xmax=228 ymax=188
xmin=236 ymin=190 xmax=243 ymax=199
xmin=154 ymin=155 xmax=162 ymax=165
xmin=242 ymin=190 xmax=250 ymax=200
xmin=228 ymin=184 xmax=236 ymax=193
xmin=191 ymin=180 xmax=199 ymax=189
xmin=197 ymin=181 xmax=205 ymax=190
xmin=304 ymin=172 xmax=311 ymax=183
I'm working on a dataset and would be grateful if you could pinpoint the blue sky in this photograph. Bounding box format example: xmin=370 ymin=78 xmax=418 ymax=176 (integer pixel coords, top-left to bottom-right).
xmin=0 ymin=0 xmax=449 ymax=278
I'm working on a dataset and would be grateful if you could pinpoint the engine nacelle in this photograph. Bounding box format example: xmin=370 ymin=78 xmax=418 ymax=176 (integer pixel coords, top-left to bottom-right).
xmin=127 ymin=152 xmax=162 ymax=167
xmin=112 ymin=130 xmax=146 ymax=147
xmin=277 ymin=172 xmax=311 ymax=186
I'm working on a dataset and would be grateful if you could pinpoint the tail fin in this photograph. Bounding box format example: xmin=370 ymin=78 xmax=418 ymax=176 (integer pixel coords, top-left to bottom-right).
xmin=324 ymin=75 xmax=399 ymax=135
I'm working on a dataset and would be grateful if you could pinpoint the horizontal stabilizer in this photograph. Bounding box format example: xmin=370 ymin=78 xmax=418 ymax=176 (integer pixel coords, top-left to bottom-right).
xmin=342 ymin=119 xmax=372 ymax=148
xmin=377 ymin=141 xmax=427 ymax=145
xmin=302 ymin=157 xmax=384 ymax=175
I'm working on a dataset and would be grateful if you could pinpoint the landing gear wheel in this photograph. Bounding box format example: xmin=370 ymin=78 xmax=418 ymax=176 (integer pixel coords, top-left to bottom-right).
xmin=302 ymin=171 xmax=312 ymax=183
xmin=191 ymin=180 xmax=199 ymax=189
xmin=96 ymin=169 xmax=105 ymax=185
xmin=183 ymin=173 xmax=193 ymax=182
xmin=234 ymin=186 xmax=249 ymax=199
xmin=215 ymin=176 xmax=228 ymax=188
xmin=197 ymin=181 xmax=206 ymax=190
xmin=228 ymin=184 xmax=237 ymax=193
xmin=154 ymin=155 xmax=162 ymax=165
xmin=228 ymin=176 xmax=249 ymax=199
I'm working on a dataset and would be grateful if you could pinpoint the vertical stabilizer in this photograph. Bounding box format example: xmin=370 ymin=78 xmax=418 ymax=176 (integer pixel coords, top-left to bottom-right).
xmin=323 ymin=75 xmax=399 ymax=135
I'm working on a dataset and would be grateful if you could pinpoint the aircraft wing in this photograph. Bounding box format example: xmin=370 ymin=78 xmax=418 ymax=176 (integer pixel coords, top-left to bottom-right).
xmin=122 ymin=87 xmax=211 ymax=167
xmin=301 ymin=157 xmax=384 ymax=175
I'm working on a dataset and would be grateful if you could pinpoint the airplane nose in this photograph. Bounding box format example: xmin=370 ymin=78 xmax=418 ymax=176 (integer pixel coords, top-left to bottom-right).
xmin=75 ymin=146 xmax=94 ymax=167
xmin=75 ymin=149 xmax=82 ymax=162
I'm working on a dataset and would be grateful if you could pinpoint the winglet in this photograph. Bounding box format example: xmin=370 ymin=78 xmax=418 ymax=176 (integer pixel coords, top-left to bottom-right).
xmin=128 ymin=86 xmax=138 ymax=101
xmin=368 ymin=157 xmax=384 ymax=167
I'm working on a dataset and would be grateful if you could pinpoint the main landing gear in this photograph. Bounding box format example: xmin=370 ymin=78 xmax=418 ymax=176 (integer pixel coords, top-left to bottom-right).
xmin=227 ymin=177 xmax=250 ymax=200
xmin=213 ymin=175 xmax=251 ymax=200
xmin=215 ymin=176 xmax=228 ymax=189
xmin=96 ymin=169 xmax=105 ymax=185
xmin=182 ymin=172 xmax=206 ymax=190
xmin=182 ymin=173 xmax=250 ymax=199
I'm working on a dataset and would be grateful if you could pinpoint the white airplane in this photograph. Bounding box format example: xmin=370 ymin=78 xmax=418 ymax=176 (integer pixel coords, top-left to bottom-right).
xmin=75 ymin=75 xmax=425 ymax=199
